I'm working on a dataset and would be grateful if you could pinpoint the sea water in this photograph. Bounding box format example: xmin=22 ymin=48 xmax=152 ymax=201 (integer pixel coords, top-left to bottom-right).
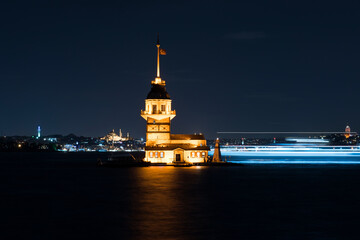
xmin=1 ymin=152 xmax=360 ymax=239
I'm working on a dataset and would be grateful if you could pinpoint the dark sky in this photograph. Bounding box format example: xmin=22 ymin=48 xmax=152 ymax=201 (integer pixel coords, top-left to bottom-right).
xmin=1 ymin=0 xmax=360 ymax=138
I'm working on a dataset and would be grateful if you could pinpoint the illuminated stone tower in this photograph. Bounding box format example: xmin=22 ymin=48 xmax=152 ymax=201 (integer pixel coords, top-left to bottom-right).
xmin=140 ymin=35 xmax=209 ymax=164
xmin=141 ymin=35 xmax=176 ymax=147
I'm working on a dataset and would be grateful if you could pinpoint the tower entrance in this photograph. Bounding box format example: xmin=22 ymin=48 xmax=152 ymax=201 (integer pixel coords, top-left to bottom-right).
xmin=173 ymin=149 xmax=184 ymax=163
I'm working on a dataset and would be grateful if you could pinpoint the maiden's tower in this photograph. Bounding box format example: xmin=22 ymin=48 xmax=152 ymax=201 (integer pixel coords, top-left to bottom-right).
xmin=140 ymin=36 xmax=209 ymax=164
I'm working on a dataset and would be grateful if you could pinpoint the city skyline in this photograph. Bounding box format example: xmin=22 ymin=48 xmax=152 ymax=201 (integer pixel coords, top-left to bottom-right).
xmin=2 ymin=1 xmax=360 ymax=138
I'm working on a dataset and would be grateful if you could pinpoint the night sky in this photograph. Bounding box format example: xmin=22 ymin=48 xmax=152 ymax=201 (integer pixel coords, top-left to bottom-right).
xmin=1 ymin=0 xmax=360 ymax=139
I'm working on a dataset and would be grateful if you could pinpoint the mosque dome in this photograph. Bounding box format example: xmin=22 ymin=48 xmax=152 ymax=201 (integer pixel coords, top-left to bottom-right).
xmin=146 ymin=84 xmax=170 ymax=99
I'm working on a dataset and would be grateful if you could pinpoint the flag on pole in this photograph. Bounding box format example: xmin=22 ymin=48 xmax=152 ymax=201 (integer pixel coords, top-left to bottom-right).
xmin=160 ymin=48 xmax=167 ymax=55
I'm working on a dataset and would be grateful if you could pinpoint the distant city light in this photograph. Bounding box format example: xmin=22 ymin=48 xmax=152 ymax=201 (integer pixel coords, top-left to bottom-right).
xmin=285 ymin=138 xmax=329 ymax=143
xmin=37 ymin=126 xmax=41 ymax=139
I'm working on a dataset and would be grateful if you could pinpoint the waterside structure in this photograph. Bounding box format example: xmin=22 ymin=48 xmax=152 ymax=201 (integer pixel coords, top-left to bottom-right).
xmin=212 ymin=138 xmax=222 ymax=162
xmin=141 ymin=36 xmax=210 ymax=164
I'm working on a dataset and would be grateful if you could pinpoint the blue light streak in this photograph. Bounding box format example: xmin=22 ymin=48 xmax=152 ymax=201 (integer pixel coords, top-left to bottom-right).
xmin=209 ymin=146 xmax=360 ymax=164
xmin=231 ymin=160 xmax=360 ymax=164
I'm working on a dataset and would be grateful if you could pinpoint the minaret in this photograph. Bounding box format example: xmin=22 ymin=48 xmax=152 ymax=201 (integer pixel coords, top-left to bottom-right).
xmin=141 ymin=35 xmax=176 ymax=156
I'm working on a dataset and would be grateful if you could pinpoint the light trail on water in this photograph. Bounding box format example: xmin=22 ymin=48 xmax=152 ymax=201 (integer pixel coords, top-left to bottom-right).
xmin=217 ymin=132 xmax=357 ymax=134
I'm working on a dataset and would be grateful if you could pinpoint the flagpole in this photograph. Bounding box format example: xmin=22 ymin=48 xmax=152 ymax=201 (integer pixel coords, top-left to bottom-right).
xmin=156 ymin=33 xmax=160 ymax=78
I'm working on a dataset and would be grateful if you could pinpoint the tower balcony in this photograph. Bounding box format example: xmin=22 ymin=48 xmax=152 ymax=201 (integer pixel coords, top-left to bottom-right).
xmin=141 ymin=110 xmax=176 ymax=121
xmin=151 ymin=78 xmax=166 ymax=86
xmin=141 ymin=110 xmax=176 ymax=115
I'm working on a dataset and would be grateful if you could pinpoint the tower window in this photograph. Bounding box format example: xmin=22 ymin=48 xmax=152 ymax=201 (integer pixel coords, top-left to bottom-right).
xmin=160 ymin=152 xmax=164 ymax=158
xmin=161 ymin=105 xmax=165 ymax=112
xmin=191 ymin=152 xmax=195 ymax=158
xmin=155 ymin=152 xmax=158 ymax=158
xmin=149 ymin=152 xmax=153 ymax=158
xmin=197 ymin=152 xmax=200 ymax=157
xmin=152 ymin=105 xmax=157 ymax=113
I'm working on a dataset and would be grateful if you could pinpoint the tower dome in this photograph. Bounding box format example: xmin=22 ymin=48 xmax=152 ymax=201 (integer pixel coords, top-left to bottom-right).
xmin=146 ymin=84 xmax=170 ymax=99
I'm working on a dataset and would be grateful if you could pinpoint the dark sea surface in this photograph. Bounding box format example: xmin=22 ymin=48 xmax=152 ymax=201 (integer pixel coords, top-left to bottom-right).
xmin=1 ymin=152 xmax=360 ymax=240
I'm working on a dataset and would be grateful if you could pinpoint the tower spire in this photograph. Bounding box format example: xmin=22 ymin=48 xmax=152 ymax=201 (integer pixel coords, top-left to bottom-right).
xmin=152 ymin=33 xmax=166 ymax=85
xmin=156 ymin=33 xmax=160 ymax=79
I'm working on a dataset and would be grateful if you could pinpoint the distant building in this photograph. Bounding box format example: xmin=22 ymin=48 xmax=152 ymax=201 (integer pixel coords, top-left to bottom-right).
xmin=140 ymin=36 xmax=209 ymax=164
xmin=345 ymin=125 xmax=351 ymax=138
xmin=37 ymin=126 xmax=41 ymax=139
xmin=101 ymin=129 xmax=129 ymax=142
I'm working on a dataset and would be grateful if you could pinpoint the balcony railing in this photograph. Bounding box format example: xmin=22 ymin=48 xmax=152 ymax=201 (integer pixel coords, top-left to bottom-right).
xmin=141 ymin=110 xmax=176 ymax=115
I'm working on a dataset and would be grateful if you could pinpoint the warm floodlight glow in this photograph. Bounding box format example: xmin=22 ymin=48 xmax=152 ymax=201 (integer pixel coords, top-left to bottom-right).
xmin=141 ymin=36 xmax=209 ymax=164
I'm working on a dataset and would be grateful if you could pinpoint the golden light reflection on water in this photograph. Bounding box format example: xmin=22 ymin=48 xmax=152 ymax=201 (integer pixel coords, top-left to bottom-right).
xmin=127 ymin=166 xmax=207 ymax=240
